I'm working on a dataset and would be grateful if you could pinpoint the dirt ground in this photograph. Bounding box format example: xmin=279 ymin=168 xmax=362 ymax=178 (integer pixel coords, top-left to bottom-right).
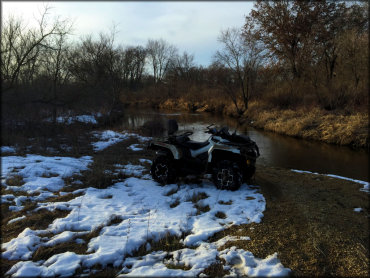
xmin=216 ymin=166 xmax=369 ymax=277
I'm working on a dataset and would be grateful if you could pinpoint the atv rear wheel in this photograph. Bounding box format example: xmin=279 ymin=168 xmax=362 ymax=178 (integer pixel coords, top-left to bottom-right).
xmin=213 ymin=160 xmax=242 ymax=191
xmin=151 ymin=156 xmax=177 ymax=185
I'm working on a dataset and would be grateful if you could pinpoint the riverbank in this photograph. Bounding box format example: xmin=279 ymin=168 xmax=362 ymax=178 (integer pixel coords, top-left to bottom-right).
xmin=149 ymin=98 xmax=369 ymax=149
xmin=1 ymin=126 xmax=368 ymax=276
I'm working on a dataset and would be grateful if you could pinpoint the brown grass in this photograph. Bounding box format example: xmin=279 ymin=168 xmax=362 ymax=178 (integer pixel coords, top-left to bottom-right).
xmin=164 ymin=262 xmax=191 ymax=271
xmin=133 ymin=232 xmax=187 ymax=258
xmin=194 ymin=203 xmax=210 ymax=215
xmin=246 ymin=101 xmax=368 ymax=148
xmin=158 ymin=96 xmax=368 ymax=148
xmin=215 ymin=211 xmax=227 ymax=219
xmin=2 ymin=208 xmax=70 ymax=243
xmin=32 ymin=240 xmax=87 ymax=261
xmin=218 ymin=200 xmax=233 ymax=205
xmin=170 ymin=198 xmax=180 ymax=208
xmin=201 ymin=259 xmax=229 ymax=277
xmin=187 ymin=192 xmax=209 ymax=203
xmin=5 ymin=175 xmax=25 ymax=187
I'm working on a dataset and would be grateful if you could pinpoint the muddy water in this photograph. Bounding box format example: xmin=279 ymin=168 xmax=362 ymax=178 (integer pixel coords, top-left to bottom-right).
xmin=120 ymin=108 xmax=369 ymax=181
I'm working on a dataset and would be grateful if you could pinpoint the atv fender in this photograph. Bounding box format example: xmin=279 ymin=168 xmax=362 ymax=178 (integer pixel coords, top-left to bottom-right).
xmin=207 ymin=145 xmax=241 ymax=163
xmin=149 ymin=141 xmax=182 ymax=159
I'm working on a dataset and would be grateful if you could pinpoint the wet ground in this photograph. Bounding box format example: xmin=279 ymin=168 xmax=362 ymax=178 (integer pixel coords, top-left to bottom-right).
xmin=216 ymin=166 xmax=369 ymax=276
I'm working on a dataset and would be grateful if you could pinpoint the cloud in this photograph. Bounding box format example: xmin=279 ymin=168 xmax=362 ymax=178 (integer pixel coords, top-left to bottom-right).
xmin=2 ymin=1 xmax=254 ymax=66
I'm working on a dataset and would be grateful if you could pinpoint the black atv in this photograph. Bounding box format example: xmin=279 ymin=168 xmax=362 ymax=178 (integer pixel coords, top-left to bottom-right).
xmin=148 ymin=121 xmax=260 ymax=191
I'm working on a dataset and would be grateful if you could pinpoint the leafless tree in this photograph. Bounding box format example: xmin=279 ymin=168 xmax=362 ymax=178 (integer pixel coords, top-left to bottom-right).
xmin=214 ymin=27 xmax=262 ymax=114
xmin=146 ymin=39 xmax=177 ymax=83
xmin=1 ymin=6 xmax=71 ymax=91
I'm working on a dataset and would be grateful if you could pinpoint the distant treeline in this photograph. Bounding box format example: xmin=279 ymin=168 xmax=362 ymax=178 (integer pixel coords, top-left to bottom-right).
xmin=1 ymin=1 xmax=368 ymax=125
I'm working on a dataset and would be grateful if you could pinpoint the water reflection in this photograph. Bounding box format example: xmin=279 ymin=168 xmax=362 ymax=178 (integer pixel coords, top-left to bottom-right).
xmin=120 ymin=108 xmax=368 ymax=181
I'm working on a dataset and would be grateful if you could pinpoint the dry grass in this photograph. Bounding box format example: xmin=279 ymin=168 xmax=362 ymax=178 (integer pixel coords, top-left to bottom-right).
xmin=164 ymin=262 xmax=191 ymax=271
xmin=201 ymin=259 xmax=229 ymax=277
xmin=132 ymin=234 xmax=184 ymax=258
xmin=32 ymin=240 xmax=88 ymax=262
xmin=215 ymin=211 xmax=227 ymax=219
xmin=194 ymin=203 xmax=211 ymax=215
xmin=218 ymin=200 xmax=233 ymax=205
xmin=2 ymin=208 xmax=70 ymax=243
xmin=158 ymin=95 xmax=368 ymax=149
xmin=246 ymin=101 xmax=368 ymax=148
xmin=187 ymin=191 xmax=209 ymax=203
xmin=210 ymin=166 xmax=369 ymax=277
xmin=5 ymin=175 xmax=25 ymax=187
xmin=170 ymin=198 xmax=180 ymax=208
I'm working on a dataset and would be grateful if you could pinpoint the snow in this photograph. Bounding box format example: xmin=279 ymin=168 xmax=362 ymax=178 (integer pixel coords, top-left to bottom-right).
xmin=291 ymin=169 xmax=369 ymax=193
xmin=127 ymin=144 xmax=144 ymax=151
xmin=1 ymin=146 xmax=16 ymax=153
xmin=1 ymin=155 xmax=92 ymax=211
xmin=2 ymin=129 xmax=289 ymax=277
xmin=119 ymin=164 xmax=147 ymax=177
xmin=46 ymin=114 xmax=99 ymax=125
xmin=2 ymin=228 xmax=42 ymax=260
xmin=4 ymin=175 xmax=274 ymax=276
xmin=353 ymin=208 xmax=363 ymax=212
xmin=91 ymin=130 xmax=151 ymax=152
xmin=120 ymin=238 xmax=290 ymax=277
xmin=220 ymin=248 xmax=290 ymax=277
xmin=7 ymin=215 xmax=26 ymax=224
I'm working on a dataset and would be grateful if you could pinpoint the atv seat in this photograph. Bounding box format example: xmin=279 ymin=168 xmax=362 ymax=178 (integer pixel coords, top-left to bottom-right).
xmin=180 ymin=140 xmax=209 ymax=150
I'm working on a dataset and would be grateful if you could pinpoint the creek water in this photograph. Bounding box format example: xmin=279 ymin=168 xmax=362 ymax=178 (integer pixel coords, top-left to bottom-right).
xmin=119 ymin=108 xmax=369 ymax=181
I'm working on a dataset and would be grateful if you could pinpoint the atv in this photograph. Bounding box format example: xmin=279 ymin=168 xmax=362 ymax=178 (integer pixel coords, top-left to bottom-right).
xmin=148 ymin=121 xmax=260 ymax=191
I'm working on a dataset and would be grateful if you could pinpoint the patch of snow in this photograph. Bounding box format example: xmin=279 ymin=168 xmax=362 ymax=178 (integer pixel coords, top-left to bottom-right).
xmin=291 ymin=169 xmax=369 ymax=193
xmin=7 ymin=252 xmax=83 ymax=277
xmin=120 ymin=239 xmax=290 ymax=277
xmin=17 ymin=178 xmax=265 ymax=273
xmin=91 ymin=130 xmax=151 ymax=152
xmin=1 ymin=146 xmax=16 ymax=154
xmin=91 ymin=130 xmax=131 ymax=151
xmin=46 ymin=114 xmax=98 ymax=125
xmin=8 ymin=215 xmax=26 ymax=225
xmin=220 ymin=247 xmax=290 ymax=277
xmin=119 ymin=164 xmax=147 ymax=177
xmin=1 ymin=155 xmax=92 ymax=193
xmin=2 ymin=228 xmax=43 ymax=260
xmin=214 ymin=235 xmax=250 ymax=248
xmin=139 ymin=159 xmax=152 ymax=164
xmin=44 ymin=231 xmax=88 ymax=247
xmin=353 ymin=208 xmax=363 ymax=212
xmin=127 ymin=144 xmax=144 ymax=151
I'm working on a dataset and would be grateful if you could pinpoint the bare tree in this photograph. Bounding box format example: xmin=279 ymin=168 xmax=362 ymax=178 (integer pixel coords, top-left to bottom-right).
xmin=1 ymin=6 xmax=71 ymax=91
xmin=146 ymin=39 xmax=177 ymax=83
xmin=214 ymin=27 xmax=262 ymax=114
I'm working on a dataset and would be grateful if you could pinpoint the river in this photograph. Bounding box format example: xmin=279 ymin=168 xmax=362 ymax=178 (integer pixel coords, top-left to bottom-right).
xmin=119 ymin=108 xmax=369 ymax=181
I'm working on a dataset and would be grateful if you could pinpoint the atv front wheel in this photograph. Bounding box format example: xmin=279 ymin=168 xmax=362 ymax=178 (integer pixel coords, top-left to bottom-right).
xmin=213 ymin=160 xmax=242 ymax=191
xmin=151 ymin=156 xmax=177 ymax=185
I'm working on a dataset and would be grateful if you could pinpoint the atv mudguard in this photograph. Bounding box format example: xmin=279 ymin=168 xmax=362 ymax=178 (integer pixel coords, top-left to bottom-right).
xmin=148 ymin=141 xmax=182 ymax=159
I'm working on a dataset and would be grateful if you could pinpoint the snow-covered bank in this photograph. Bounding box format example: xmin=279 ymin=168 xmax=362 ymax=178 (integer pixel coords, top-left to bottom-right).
xmin=3 ymin=172 xmax=290 ymax=276
xmin=291 ymin=169 xmax=369 ymax=193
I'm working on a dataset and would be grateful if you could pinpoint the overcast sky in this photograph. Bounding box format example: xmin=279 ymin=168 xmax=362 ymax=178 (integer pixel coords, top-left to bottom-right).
xmin=2 ymin=1 xmax=254 ymax=66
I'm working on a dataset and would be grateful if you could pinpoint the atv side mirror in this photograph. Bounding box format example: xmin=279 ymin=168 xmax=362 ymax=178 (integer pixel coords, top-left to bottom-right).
xmin=168 ymin=119 xmax=178 ymax=135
